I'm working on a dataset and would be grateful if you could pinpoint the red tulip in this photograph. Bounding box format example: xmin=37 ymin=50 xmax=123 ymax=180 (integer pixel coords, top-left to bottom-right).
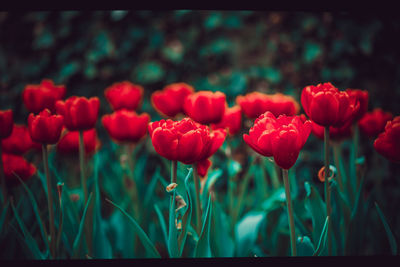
xmin=57 ymin=128 xmax=100 ymax=156
xmin=358 ymin=108 xmax=393 ymax=138
xmin=243 ymin=111 xmax=312 ymax=169
xmin=237 ymin=92 xmax=300 ymax=119
xmin=22 ymin=79 xmax=66 ymax=114
xmin=0 ymin=109 xmax=13 ymax=139
xmin=1 ymin=124 xmax=40 ymax=154
xmin=148 ymin=117 xmax=226 ymax=165
xmin=102 ymin=109 xmax=150 ymax=144
xmin=346 ymin=88 xmax=369 ymax=121
xmin=311 ymin=120 xmax=353 ymax=142
xmin=301 ymin=82 xmax=360 ymax=127
xmin=374 ymin=116 xmax=400 ymax=162
xmin=151 ymin=82 xmax=194 ymax=118
xmin=104 ymin=81 xmax=143 ymax=111
xmin=183 ymin=91 xmax=226 ymax=124
xmin=28 ymin=109 xmax=64 ymax=145
xmin=56 ymin=96 xmax=99 ymax=131
xmin=211 ymin=105 xmax=242 ymax=136
xmin=2 ymin=153 xmax=36 ymax=186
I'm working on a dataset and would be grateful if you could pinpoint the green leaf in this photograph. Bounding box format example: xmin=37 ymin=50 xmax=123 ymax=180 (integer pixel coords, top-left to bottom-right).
xmin=201 ymin=168 xmax=222 ymax=203
xmin=304 ymin=182 xmax=327 ymax=250
xmin=375 ymin=202 xmax=398 ymax=255
xmin=178 ymin=168 xmax=193 ymax=257
xmin=210 ymin=200 xmax=234 ymax=257
xmin=297 ymin=236 xmax=315 ymax=256
xmin=11 ymin=200 xmax=46 ymax=259
xmin=313 ymin=216 xmax=329 ymax=256
xmin=235 ymin=211 xmax=266 ymax=257
xmin=105 ymin=198 xmax=161 ymax=258
xmin=0 ymin=201 xmax=9 ymax=234
xmin=194 ymin=195 xmax=213 ymax=257
xmin=168 ymin=190 xmax=179 ymax=258
xmin=72 ymin=193 xmax=93 ymax=258
xmin=154 ymin=204 xmax=168 ymax=248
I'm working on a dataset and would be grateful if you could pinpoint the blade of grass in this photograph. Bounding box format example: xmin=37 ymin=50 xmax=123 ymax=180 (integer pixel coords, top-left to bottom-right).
xmin=313 ymin=216 xmax=329 ymax=256
xmin=105 ymin=198 xmax=161 ymax=258
xmin=72 ymin=193 xmax=93 ymax=258
xmin=375 ymin=202 xmax=398 ymax=255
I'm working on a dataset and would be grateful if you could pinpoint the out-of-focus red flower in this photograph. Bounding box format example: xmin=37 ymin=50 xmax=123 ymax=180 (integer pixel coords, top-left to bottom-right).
xmin=358 ymin=108 xmax=393 ymax=138
xmin=301 ymin=82 xmax=360 ymax=127
xmin=183 ymin=91 xmax=226 ymax=124
xmin=102 ymin=109 xmax=150 ymax=144
xmin=56 ymin=96 xmax=99 ymax=131
xmin=151 ymin=83 xmax=194 ymax=118
xmin=1 ymin=124 xmax=41 ymax=154
xmin=104 ymin=81 xmax=143 ymax=111
xmin=0 ymin=109 xmax=13 ymax=139
xmin=2 ymin=153 xmax=36 ymax=186
xmin=243 ymin=111 xmax=312 ymax=170
xmin=311 ymin=120 xmax=353 ymax=142
xmin=57 ymin=128 xmax=100 ymax=156
xmin=211 ymin=105 xmax=242 ymax=136
xmin=22 ymin=79 xmax=66 ymax=114
xmin=373 ymin=116 xmax=400 ymax=162
xmin=148 ymin=117 xmax=226 ymax=166
xmin=346 ymin=89 xmax=369 ymax=121
xmin=237 ymin=92 xmax=300 ymax=119
xmin=28 ymin=109 xmax=64 ymax=145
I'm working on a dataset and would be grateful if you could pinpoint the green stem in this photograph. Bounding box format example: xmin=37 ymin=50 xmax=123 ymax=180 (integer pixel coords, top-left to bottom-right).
xmin=332 ymin=144 xmax=344 ymax=192
xmin=324 ymin=127 xmax=332 ymax=256
xmin=353 ymin=123 xmax=360 ymax=190
xmin=282 ymin=168 xmax=296 ymax=256
xmin=171 ymin=160 xmax=177 ymax=184
xmin=272 ymin=161 xmax=281 ymax=189
xmin=192 ymin=164 xmax=202 ymax=235
xmin=0 ymin=145 xmax=8 ymax=206
xmin=42 ymin=144 xmax=56 ymax=259
xmin=56 ymin=184 xmax=64 ymax=258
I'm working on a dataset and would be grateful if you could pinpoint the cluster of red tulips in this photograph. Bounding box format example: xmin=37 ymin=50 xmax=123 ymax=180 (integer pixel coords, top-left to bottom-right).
xmin=1 ymin=78 xmax=399 ymax=257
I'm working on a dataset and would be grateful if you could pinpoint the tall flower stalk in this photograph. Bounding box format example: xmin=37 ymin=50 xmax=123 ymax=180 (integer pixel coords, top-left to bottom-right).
xmin=282 ymin=168 xmax=296 ymax=256
xmin=324 ymin=127 xmax=332 ymax=255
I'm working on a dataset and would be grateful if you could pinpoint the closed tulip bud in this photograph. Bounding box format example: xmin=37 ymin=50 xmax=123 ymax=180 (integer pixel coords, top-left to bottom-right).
xmin=358 ymin=108 xmax=393 ymax=138
xmin=104 ymin=81 xmax=143 ymax=111
xmin=374 ymin=116 xmax=400 ymax=162
xmin=183 ymin=91 xmax=226 ymax=124
xmin=28 ymin=109 xmax=64 ymax=145
xmin=56 ymin=96 xmax=99 ymax=131
xmin=0 ymin=109 xmax=13 ymax=139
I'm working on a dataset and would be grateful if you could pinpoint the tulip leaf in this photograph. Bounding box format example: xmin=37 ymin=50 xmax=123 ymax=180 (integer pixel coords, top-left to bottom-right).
xmin=154 ymin=203 xmax=168 ymax=247
xmin=0 ymin=201 xmax=9 ymax=234
xmin=297 ymin=236 xmax=315 ymax=256
xmin=105 ymin=198 xmax=161 ymax=258
xmin=168 ymin=189 xmax=179 ymax=258
xmin=235 ymin=211 xmax=266 ymax=257
xmin=313 ymin=216 xmax=329 ymax=256
xmin=375 ymin=202 xmax=398 ymax=255
xmin=178 ymin=168 xmax=193 ymax=257
xmin=304 ymin=181 xmax=326 ymax=249
xmin=210 ymin=200 xmax=234 ymax=257
xmin=72 ymin=193 xmax=93 ymax=258
xmin=201 ymin=168 xmax=222 ymax=203
xmin=11 ymin=200 xmax=46 ymax=259
xmin=194 ymin=195 xmax=213 ymax=257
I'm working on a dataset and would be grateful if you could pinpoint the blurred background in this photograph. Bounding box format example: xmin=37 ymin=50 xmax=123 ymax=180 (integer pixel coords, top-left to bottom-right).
xmin=1 ymin=10 xmax=400 ymax=257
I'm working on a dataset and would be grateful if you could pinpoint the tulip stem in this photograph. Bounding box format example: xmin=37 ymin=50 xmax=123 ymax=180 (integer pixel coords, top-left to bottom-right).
xmin=0 ymin=145 xmax=8 ymax=206
xmin=282 ymin=168 xmax=296 ymax=256
xmin=353 ymin=123 xmax=360 ymax=190
xmin=56 ymin=183 xmax=64 ymax=258
xmin=79 ymin=131 xmax=88 ymax=204
xmin=171 ymin=160 xmax=177 ymax=184
xmin=192 ymin=164 xmax=202 ymax=235
xmin=324 ymin=127 xmax=332 ymax=256
xmin=42 ymin=144 xmax=56 ymax=259
xmin=332 ymin=144 xmax=344 ymax=192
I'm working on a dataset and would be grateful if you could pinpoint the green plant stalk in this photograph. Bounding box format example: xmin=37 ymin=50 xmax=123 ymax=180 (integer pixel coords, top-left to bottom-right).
xmin=56 ymin=188 xmax=64 ymax=257
xmin=282 ymin=168 xmax=297 ymax=256
xmin=171 ymin=160 xmax=177 ymax=184
xmin=332 ymin=144 xmax=344 ymax=192
xmin=0 ymin=145 xmax=8 ymax=205
xmin=272 ymin=160 xmax=281 ymax=189
xmin=42 ymin=144 xmax=56 ymax=259
xmin=79 ymin=130 xmax=92 ymax=256
xmin=324 ymin=127 xmax=332 ymax=256
xmin=353 ymin=123 xmax=360 ymax=189
xmin=125 ymin=144 xmax=140 ymax=219
xmin=192 ymin=164 xmax=202 ymax=235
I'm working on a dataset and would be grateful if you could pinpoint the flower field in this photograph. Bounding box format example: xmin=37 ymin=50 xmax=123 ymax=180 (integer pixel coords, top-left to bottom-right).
xmin=1 ymin=10 xmax=400 ymax=259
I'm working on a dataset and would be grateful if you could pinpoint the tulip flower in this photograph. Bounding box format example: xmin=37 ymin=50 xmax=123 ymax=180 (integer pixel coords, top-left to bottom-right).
xmin=237 ymin=92 xmax=300 ymax=119
xmin=183 ymin=91 xmax=226 ymax=124
xmin=56 ymin=96 xmax=100 ymax=131
xmin=2 ymin=153 xmax=36 ymax=187
xmin=311 ymin=120 xmax=353 ymax=143
xmin=301 ymin=82 xmax=360 ymax=128
xmin=211 ymin=105 xmax=242 ymax=136
xmin=57 ymin=128 xmax=100 ymax=156
xmin=102 ymin=109 xmax=150 ymax=144
xmin=243 ymin=111 xmax=311 ymax=256
xmin=28 ymin=109 xmax=64 ymax=145
xmin=104 ymin=81 xmax=143 ymax=111
xmin=374 ymin=116 xmax=400 ymax=162
xmin=358 ymin=108 xmax=393 ymax=138
xmin=22 ymin=79 xmax=66 ymax=114
xmin=0 ymin=109 xmax=13 ymax=139
xmin=151 ymin=82 xmax=194 ymax=118
xmin=345 ymin=89 xmax=369 ymax=121
xmin=1 ymin=124 xmax=41 ymax=155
